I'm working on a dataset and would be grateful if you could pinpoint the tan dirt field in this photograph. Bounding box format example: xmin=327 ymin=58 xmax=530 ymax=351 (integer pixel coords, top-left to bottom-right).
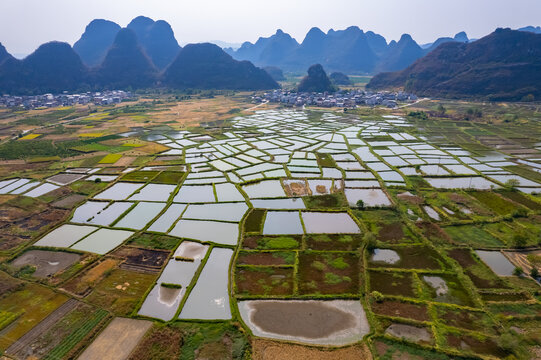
xmin=78 ymin=317 xmax=152 ymax=360
xmin=252 ymin=339 xmax=372 ymax=360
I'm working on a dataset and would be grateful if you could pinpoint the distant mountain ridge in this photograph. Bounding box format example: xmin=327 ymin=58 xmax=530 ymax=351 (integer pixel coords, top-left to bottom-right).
xmin=226 ymin=27 xmax=470 ymax=74
xmin=92 ymin=28 xmax=157 ymax=89
xmin=73 ymin=19 xmax=121 ymax=67
xmin=127 ymin=16 xmax=181 ymax=70
xmin=518 ymin=26 xmax=541 ymax=34
xmin=367 ymin=29 xmax=541 ymax=101
xmin=0 ymin=43 xmax=13 ymax=65
xmin=0 ymin=42 xmax=88 ymax=94
xmin=74 ymin=16 xmax=180 ymax=70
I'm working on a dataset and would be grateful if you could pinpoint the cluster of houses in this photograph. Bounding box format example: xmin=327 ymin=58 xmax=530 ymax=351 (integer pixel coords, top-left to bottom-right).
xmin=0 ymin=90 xmax=134 ymax=109
xmin=255 ymin=90 xmax=418 ymax=108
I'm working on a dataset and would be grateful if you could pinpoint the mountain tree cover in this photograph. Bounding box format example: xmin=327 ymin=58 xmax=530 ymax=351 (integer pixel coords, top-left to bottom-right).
xmin=164 ymin=43 xmax=278 ymax=90
xmin=263 ymin=66 xmax=286 ymax=81
xmin=126 ymin=16 xmax=181 ymax=70
xmin=329 ymin=72 xmax=352 ymax=85
xmin=297 ymin=64 xmax=336 ymax=93
xmin=367 ymin=29 xmax=541 ymax=101
xmin=91 ymin=28 xmax=158 ymax=89
xmin=0 ymin=36 xmax=278 ymax=94
xmin=0 ymin=42 xmax=88 ymax=94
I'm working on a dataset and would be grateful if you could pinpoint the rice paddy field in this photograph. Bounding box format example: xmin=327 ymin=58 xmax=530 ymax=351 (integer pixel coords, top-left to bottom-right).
xmin=0 ymin=97 xmax=540 ymax=359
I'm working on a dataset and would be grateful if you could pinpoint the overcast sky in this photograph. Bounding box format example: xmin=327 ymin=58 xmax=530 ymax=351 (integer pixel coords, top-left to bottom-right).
xmin=1 ymin=0 xmax=540 ymax=56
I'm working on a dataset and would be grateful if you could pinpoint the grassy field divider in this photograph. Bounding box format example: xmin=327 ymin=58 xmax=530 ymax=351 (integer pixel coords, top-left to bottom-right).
xmin=43 ymin=309 xmax=109 ymax=360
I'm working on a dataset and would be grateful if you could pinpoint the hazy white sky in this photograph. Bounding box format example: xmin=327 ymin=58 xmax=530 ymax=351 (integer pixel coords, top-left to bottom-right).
xmin=1 ymin=0 xmax=540 ymax=55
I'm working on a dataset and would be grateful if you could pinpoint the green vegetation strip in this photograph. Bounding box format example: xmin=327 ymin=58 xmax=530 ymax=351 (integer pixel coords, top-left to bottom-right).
xmin=43 ymin=309 xmax=108 ymax=360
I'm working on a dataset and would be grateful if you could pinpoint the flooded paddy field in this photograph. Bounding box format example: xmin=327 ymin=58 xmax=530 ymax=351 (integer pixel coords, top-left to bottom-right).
xmin=2 ymin=104 xmax=541 ymax=359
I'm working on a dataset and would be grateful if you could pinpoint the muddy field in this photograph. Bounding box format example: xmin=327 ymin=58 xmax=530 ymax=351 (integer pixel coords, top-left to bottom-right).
xmin=10 ymin=249 xmax=81 ymax=278
xmin=384 ymin=323 xmax=433 ymax=345
xmin=369 ymin=271 xmax=417 ymax=297
xmin=128 ymin=325 xmax=182 ymax=360
xmin=236 ymin=251 xmax=295 ymax=266
xmin=370 ymin=300 xmax=430 ymax=322
xmin=112 ymin=246 xmax=170 ymax=273
xmin=298 ymin=252 xmax=359 ymax=295
xmin=304 ymin=234 xmax=362 ymax=251
xmin=239 ymin=300 xmax=370 ymax=346
xmin=235 ymin=267 xmax=294 ymax=296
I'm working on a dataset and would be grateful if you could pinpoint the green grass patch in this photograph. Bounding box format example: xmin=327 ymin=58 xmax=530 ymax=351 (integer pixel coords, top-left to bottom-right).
xmin=243 ymin=235 xmax=301 ymax=250
xmin=120 ymin=170 xmax=159 ymax=182
xmin=469 ymin=191 xmax=518 ymax=215
xmin=128 ymin=233 xmax=181 ymax=250
xmin=152 ymin=171 xmax=185 ymax=184
xmin=303 ymin=193 xmax=348 ymax=209
xmin=43 ymin=309 xmax=108 ymax=360
xmin=69 ymin=180 xmax=108 ymax=196
xmin=444 ymin=225 xmax=505 ymax=247
xmin=244 ymin=209 xmax=265 ymax=233
xmin=316 ymin=152 xmax=336 ymax=167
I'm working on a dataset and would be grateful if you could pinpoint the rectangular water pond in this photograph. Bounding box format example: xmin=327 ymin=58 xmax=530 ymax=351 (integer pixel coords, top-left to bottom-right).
xmin=173 ymin=185 xmax=216 ymax=203
xmin=424 ymin=177 xmax=498 ymax=190
xmin=215 ymin=183 xmax=245 ymax=202
xmin=179 ymin=247 xmax=233 ymax=320
xmin=34 ymin=224 xmax=98 ymax=248
xmin=114 ymin=202 xmax=166 ymax=230
xmin=251 ymin=198 xmax=306 ymax=209
xmin=170 ymin=220 xmax=239 ymax=245
xmin=94 ymin=182 xmax=143 ymax=200
xmin=148 ymin=204 xmax=186 ymax=233
xmin=263 ymin=211 xmax=303 ymax=235
xmin=128 ymin=184 xmax=177 ymax=202
xmin=475 ymin=250 xmax=515 ymax=276
xmin=138 ymin=243 xmax=208 ymax=320
xmin=242 ymin=180 xmax=286 ymax=199
xmin=301 ymin=212 xmax=360 ymax=234
xmin=72 ymin=201 xmax=133 ymax=226
xmin=182 ymin=203 xmax=248 ymax=222
xmin=345 ymin=188 xmax=392 ymax=207
xmin=70 ymin=228 xmax=134 ymax=254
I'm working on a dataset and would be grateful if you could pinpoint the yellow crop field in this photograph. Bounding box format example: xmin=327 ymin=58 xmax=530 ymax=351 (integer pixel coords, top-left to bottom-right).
xmin=98 ymin=153 xmax=122 ymax=164
xmin=18 ymin=133 xmax=41 ymax=140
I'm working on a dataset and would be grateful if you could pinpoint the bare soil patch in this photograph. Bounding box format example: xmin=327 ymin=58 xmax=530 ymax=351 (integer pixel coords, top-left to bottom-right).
xmin=0 ymin=271 xmax=22 ymax=295
xmin=78 ymin=317 xmax=152 ymax=360
xmin=252 ymin=339 xmax=372 ymax=360
xmin=52 ymin=193 xmax=86 ymax=209
xmin=284 ymin=181 xmax=309 ymax=196
xmin=61 ymin=258 xmax=120 ymax=296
